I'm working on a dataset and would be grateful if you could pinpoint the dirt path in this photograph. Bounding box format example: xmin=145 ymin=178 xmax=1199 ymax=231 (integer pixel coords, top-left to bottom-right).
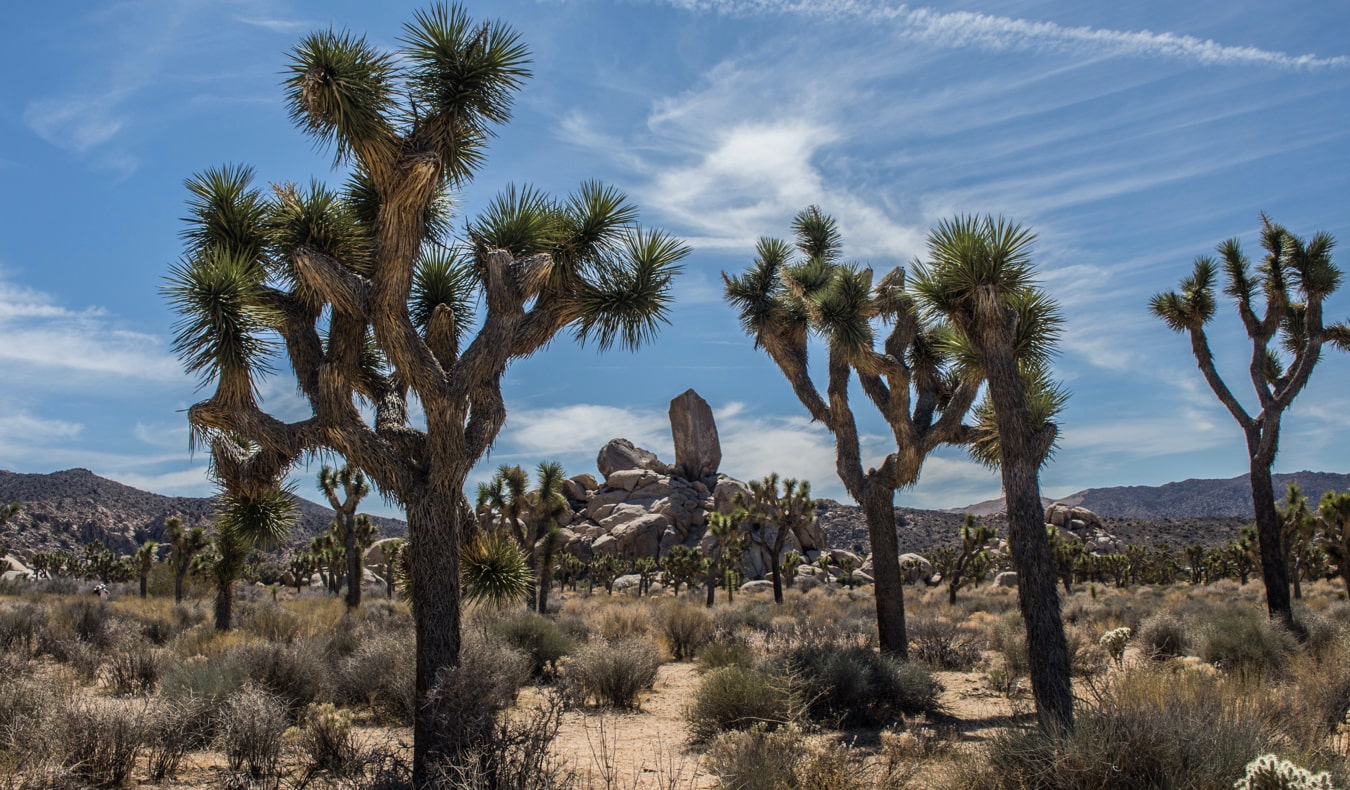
xmin=543 ymin=662 xmax=715 ymax=789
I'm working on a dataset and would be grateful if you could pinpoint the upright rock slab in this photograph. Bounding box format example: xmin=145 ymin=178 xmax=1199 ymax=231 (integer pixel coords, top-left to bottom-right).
xmin=669 ymin=389 xmax=721 ymax=480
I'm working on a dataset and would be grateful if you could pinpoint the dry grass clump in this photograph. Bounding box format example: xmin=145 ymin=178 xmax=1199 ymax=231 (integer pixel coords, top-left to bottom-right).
xmin=782 ymin=636 xmax=941 ymax=727
xmin=218 ymin=683 xmax=289 ymax=778
xmin=688 ymin=665 xmax=803 ymax=742
xmin=1136 ymin=610 xmax=1190 ymax=660
xmin=564 ymin=637 xmax=662 ymax=709
xmin=60 ymin=697 xmax=144 ymax=789
xmin=333 ymin=630 xmax=416 ymax=724
xmin=656 ymin=599 xmax=713 ymax=660
xmin=298 ymin=703 xmax=360 ymax=775
xmin=1197 ymin=605 xmax=1298 ymax=675
xmin=909 ymin=616 xmax=985 ymax=671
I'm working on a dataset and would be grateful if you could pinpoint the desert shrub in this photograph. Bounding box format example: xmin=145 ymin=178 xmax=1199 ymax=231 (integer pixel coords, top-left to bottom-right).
xmin=0 ymin=670 xmax=75 ymax=757
xmin=1199 ymin=607 xmax=1297 ymax=675
xmin=59 ymin=698 xmax=143 ymax=789
xmin=218 ymin=684 xmax=289 ymax=777
xmin=955 ymin=666 xmax=1282 ymax=790
xmin=171 ymin=603 xmax=208 ymax=631
xmin=1235 ymin=754 xmax=1336 ymax=790
xmin=688 ymin=666 xmax=801 ymax=742
xmin=102 ymin=643 xmax=165 ymax=695
xmin=595 ymin=604 xmax=652 ymax=642
xmin=1067 ymin=624 xmax=1109 ymax=677
xmin=1293 ymin=608 xmax=1343 ymax=658
xmin=334 ymin=631 xmax=415 ymax=724
xmin=986 ymin=611 xmax=1030 ymax=681
xmin=0 ymin=604 xmax=48 ymax=655
xmin=238 ymin=603 xmax=303 ymax=643
xmin=697 ymin=641 xmax=758 ymax=672
xmin=489 ymin=611 xmax=574 ymax=678
xmin=144 ymin=695 xmax=215 ymax=781
xmin=234 ymin=641 xmax=327 ymax=715
xmin=1137 ymin=611 xmax=1190 ymax=660
xmin=53 ymin=599 xmax=113 ymax=648
xmin=426 ymin=691 xmax=575 ymax=790
xmin=910 ymin=617 xmax=984 ymax=671
xmin=45 ymin=638 xmax=103 ymax=681
xmin=657 ymin=600 xmax=712 ymax=660
xmin=299 ymin=703 xmax=359 ymax=775
xmin=784 ymin=642 xmax=940 ymax=727
xmin=565 ymin=638 xmax=661 ymax=708
xmin=712 ymin=599 xmax=776 ymax=635
xmin=161 ymin=652 xmax=250 ymax=707
xmin=706 ymin=723 xmax=804 ymax=790
xmin=420 ymin=637 xmax=536 ymax=770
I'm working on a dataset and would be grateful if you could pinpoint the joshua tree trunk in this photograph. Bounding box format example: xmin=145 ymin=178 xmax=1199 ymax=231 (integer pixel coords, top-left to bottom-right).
xmin=214 ymin=580 xmax=234 ymax=632
xmin=408 ymin=488 xmax=465 ymax=787
xmin=770 ymin=550 xmax=784 ymax=605
xmin=862 ymin=479 xmax=907 ymax=658
xmin=345 ymin=525 xmax=362 ymax=610
xmin=139 ymin=574 xmax=149 ymax=599
xmin=982 ymin=333 xmax=1072 ymax=733
xmin=1249 ymin=449 xmax=1294 ymax=628
xmin=174 ymin=563 xmax=188 ymax=604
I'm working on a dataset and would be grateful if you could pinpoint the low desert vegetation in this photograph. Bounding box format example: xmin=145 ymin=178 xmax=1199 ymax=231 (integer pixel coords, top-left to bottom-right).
xmin=1 ymin=574 xmax=1347 ymax=788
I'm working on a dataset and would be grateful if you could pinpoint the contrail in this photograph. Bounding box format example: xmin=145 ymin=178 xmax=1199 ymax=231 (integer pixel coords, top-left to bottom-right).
xmin=662 ymin=0 xmax=1348 ymax=70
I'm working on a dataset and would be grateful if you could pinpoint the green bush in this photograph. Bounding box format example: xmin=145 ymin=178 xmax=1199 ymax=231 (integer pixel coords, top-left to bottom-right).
xmin=161 ymin=652 xmax=250 ymax=706
xmin=334 ymin=631 xmax=416 ymax=725
xmin=234 ymin=641 xmax=328 ymax=716
xmin=565 ymin=638 xmax=661 ymax=709
xmin=0 ymin=603 xmax=48 ymax=654
xmin=1200 ymin=607 xmax=1297 ymax=675
xmin=784 ymin=642 xmax=940 ymax=727
xmin=489 ymin=611 xmax=575 ymax=678
xmin=687 ymin=665 xmax=800 ymax=742
xmin=697 ymin=641 xmax=757 ymax=672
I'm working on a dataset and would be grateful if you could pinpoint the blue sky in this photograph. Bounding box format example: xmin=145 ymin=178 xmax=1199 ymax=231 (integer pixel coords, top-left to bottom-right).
xmin=0 ymin=0 xmax=1347 ymax=517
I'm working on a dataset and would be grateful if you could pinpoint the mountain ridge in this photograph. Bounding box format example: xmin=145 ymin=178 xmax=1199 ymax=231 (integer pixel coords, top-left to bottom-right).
xmin=0 ymin=468 xmax=406 ymax=557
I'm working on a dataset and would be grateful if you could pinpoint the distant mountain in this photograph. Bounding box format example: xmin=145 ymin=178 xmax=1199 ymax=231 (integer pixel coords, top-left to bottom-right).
xmin=1052 ymin=471 xmax=1350 ymax=520
xmin=0 ymin=468 xmax=406 ymax=558
xmin=946 ymin=471 xmax=1350 ymax=520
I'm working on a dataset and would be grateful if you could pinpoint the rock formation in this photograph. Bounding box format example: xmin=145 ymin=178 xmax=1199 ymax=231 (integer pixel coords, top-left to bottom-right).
xmin=669 ymin=389 xmax=721 ymax=481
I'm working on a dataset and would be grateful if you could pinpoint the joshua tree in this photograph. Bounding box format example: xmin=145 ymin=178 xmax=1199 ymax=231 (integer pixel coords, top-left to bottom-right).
xmin=461 ymin=529 xmax=531 ymax=607
xmin=660 ymin=544 xmax=700 ymax=596
xmin=1318 ymin=489 xmax=1350 ymax=597
xmin=911 ymin=215 xmax=1072 ymax=732
xmin=1150 ymin=217 xmax=1348 ymax=627
xmin=724 ymin=208 xmax=982 ymax=656
xmin=211 ymin=486 xmax=296 ymax=631
xmin=319 ymin=464 xmax=377 ymax=610
xmin=703 ymin=510 xmax=746 ymax=607
xmin=948 ymin=515 xmax=996 ymax=605
xmin=1046 ymin=527 xmax=1084 ymax=594
xmin=1278 ymin=484 xmax=1318 ymax=600
xmin=289 ymin=551 xmax=318 ymax=593
xmin=528 ymin=462 xmax=569 ymax=612
xmin=167 ymin=516 xmax=209 ymax=603
xmin=135 ymin=541 xmax=159 ymax=599
xmin=742 ymin=474 xmax=815 ymax=604
xmin=163 ymin=5 xmax=684 ymax=778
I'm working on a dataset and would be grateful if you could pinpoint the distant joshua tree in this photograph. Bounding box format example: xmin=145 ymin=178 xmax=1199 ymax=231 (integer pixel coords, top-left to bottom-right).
xmin=740 ymin=474 xmax=815 ymax=604
xmin=210 ymin=485 xmax=296 ymax=631
xmin=167 ymin=516 xmax=209 ymax=603
xmin=948 ymin=515 xmax=996 ymax=605
xmin=1318 ymin=488 xmax=1350 ymax=597
xmin=318 ymin=464 xmax=377 ymax=610
xmin=135 ymin=541 xmax=159 ymax=599
xmin=724 ymin=207 xmax=984 ymax=657
xmin=1150 ymin=216 xmax=1348 ymax=629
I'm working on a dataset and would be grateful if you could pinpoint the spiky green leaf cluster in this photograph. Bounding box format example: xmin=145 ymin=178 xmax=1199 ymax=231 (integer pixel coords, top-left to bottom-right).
xmin=461 ymin=529 xmax=531 ymax=606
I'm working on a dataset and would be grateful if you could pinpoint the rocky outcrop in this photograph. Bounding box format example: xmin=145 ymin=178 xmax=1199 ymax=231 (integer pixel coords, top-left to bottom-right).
xmin=596 ymin=439 xmax=666 ymax=479
xmin=669 ymin=389 xmax=721 ymax=481
xmin=1045 ymin=503 xmax=1123 ymax=555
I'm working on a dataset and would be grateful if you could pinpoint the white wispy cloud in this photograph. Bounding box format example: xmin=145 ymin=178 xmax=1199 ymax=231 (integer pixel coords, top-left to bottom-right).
xmin=234 ymin=15 xmax=311 ymax=33
xmin=661 ymin=1 xmax=1348 ymax=70
xmin=0 ymin=274 xmax=183 ymax=384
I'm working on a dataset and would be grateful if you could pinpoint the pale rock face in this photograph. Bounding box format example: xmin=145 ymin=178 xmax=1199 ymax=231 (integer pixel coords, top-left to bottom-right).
xmin=898 ymin=553 xmax=934 ymax=584
xmin=611 ymin=513 xmax=668 ymax=559
xmin=995 ymin=571 xmax=1019 ymax=587
xmin=364 ymin=538 xmax=404 ymax=570
xmin=713 ymin=478 xmax=751 ymax=514
xmin=596 ymin=438 xmax=666 ymax=479
xmin=739 ymin=579 xmax=775 ymax=594
xmin=592 ymin=535 xmax=620 ymax=556
xmin=606 ymin=469 xmax=653 ymax=492
xmin=669 ymin=389 xmax=722 ymax=480
xmin=599 ymin=503 xmax=650 ymax=531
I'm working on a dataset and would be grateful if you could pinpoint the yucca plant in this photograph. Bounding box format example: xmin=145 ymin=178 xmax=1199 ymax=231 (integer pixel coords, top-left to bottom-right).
xmin=461 ymin=530 xmax=532 ymax=608
xmin=212 ymin=484 xmax=297 ymax=631
xmin=163 ymin=5 xmax=686 ymax=781
xmin=1150 ymin=215 xmax=1348 ymax=628
xmin=318 ymin=464 xmax=377 ymax=610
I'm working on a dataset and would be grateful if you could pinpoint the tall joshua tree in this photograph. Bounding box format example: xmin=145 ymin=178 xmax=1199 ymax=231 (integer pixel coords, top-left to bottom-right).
xmin=724 ymin=207 xmax=982 ymax=657
xmin=163 ymin=6 xmax=685 ymax=780
xmin=530 ymin=461 xmax=570 ymax=613
xmin=912 ymin=215 xmax=1072 ymax=732
xmin=319 ymin=464 xmax=375 ymax=610
xmin=1150 ymin=216 xmax=1348 ymax=628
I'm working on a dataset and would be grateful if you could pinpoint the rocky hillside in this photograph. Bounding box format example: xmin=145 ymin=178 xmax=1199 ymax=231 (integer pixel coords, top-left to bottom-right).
xmin=1054 ymin=471 xmax=1350 ymax=519
xmin=0 ymin=468 xmax=406 ymax=558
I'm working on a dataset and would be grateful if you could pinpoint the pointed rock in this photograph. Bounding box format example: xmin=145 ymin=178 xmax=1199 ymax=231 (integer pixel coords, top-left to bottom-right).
xmin=669 ymin=389 xmax=721 ymax=481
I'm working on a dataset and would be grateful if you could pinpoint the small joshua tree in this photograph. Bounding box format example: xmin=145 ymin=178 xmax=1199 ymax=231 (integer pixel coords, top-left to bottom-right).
xmin=318 ymin=464 xmax=376 ymax=610
xmin=135 ymin=541 xmax=159 ymax=599
xmin=660 ymin=544 xmax=701 ymax=597
xmin=1150 ymin=216 xmax=1348 ymax=628
xmin=948 ymin=515 xmax=996 ymax=605
xmin=1278 ymin=484 xmax=1318 ymax=600
xmin=741 ymin=474 xmax=815 ymax=604
xmin=1318 ymin=488 xmax=1350 ymax=597
xmin=167 ymin=516 xmax=209 ymax=604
